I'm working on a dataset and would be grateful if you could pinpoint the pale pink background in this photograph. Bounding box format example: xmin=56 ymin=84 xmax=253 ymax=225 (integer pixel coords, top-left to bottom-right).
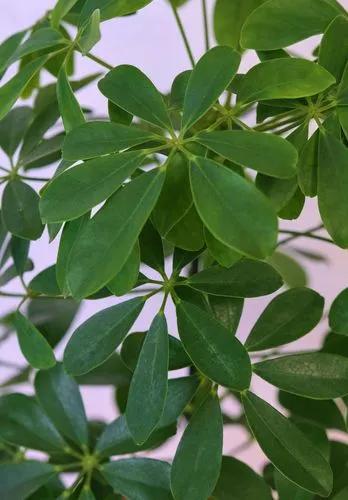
xmin=0 ymin=0 xmax=348 ymax=471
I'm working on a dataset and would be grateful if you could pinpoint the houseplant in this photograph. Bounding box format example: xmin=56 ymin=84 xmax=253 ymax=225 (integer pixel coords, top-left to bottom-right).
xmin=0 ymin=0 xmax=347 ymax=497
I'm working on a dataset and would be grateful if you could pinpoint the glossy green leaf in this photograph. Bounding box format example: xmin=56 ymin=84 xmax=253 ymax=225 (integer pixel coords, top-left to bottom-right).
xmin=35 ymin=363 xmax=88 ymax=446
xmin=79 ymin=0 xmax=154 ymax=24
xmin=182 ymin=46 xmax=240 ymax=131
xmin=51 ymin=0 xmax=80 ymax=28
xmin=63 ymin=121 xmax=157 ymax=160
xmin=40 ymin=151 xmax=144 ymax=223
xmin=329 ymin=288 xmax=348 ymax=335
xmin=256 ymin=174 xmax=298 ymax=212
xmin=102 ymin=458 xmax=172 ymax=499
xmin=0 ymin=461 xmax=56 ymax=500
xmin=208 ymin=295 xmax=244 ymax=334
xmin=274 ymin=469 xmax=314 ymax=500
xmin=107 ymin=241 xmax=140 ymax=296
xmin=10 ymin=28 xmax=68 ymax=63
xmin=318 ymin=15 xmax=348 ymax=82
xmin=126 ymin=314 xmax=169 ymax=444
xmin=177 ymin=300 xmax=251 ymax=390
xmin=242 ymin=391 xmax=333 ymax=496
xmin=241 ymin=0 xmax=342 ymax=49
xmin=0 ymin=106 xmax=33 ymax=157
xmin=238 ymin=59 xmax=336 ymax=104
xmin=64 ymin=298 xmax=144 ymax=375
xmin=187 ymin=259 xmax=282 ymax=297
xmin=171 ymin=395 xmax=223 ymax=500
xmin=318 ymin=132 xmax=348 ymax=247
xmin=190 ymin=157 xmax=278 ymax=259
xmin=14 ymin=312 xmax=56 ymax=370
xmin=57 ymin=65 xmax=85 ymax=132
xmin=254 ymin=353 xmax=348 ymax=399
xmin=66 ymin=168 xmax=165 ymax=298
xmin=99 ymin=65 xmax=172 ymax=130
xmin=0 ymin=30 xmax=26 ymax=78
xmin=196 ymin=130 xmax=298 ymax=178
xmin=0 ymin=393 xmax=65 ymax=452
xmin=78 ymin=9 xmax=101 ymax=55
xmin=246 ymin=287 xmax=324 ymax=351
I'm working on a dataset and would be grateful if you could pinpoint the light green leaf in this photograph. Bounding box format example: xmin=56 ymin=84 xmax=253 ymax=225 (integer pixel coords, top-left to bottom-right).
xmin=238 ymin=59 xmax=336 ymax=104
xmin=64 ymin=298 xmax=144 ymax=375
xmin=241 ymin=0 xmax=342 ymax=50
xmin=79 ymin=0 xmax=154 ymax=24
xmin=14 ymin=312 xmax=56 ymax=370
xmin=66 ymin=168 xmax=165 ymax=298
xmin=242 ymin=391 xmax=333 ymax=496
xmin=57 ymin=65 xmax=85 ymax=133
xmin=63 ymin=120 xmax=157 ymax=160
xmin=51 ymin=0 xmax=81 ymax=28
xmin=268 ymin=251 xmax=308 ymax=288
xmin=0 ymin=106 xmax=33 ymax=157
xmin=254 ymin=353 xmax=348 ymax=399
xmin=187 ymin=259 xmax=282 ymax=297
xmin=78 ymin=9 xmax=101 ymax=55
xmin=126 ymin=314 xmax=169 ymax=444
xmin=318 ymin=15 xmax=348 ymax=82
xmin=190 ymin=157 xmax=278 ymax=259
xmin=0 ymin=461 xmax=56 ymax=500
xmin=99 ymin=65 xmax=172 ymax=130
xmin=329 ymin=288 xmax=348 ymax=335
xmin=177 ymin=300 xmax=251 ymax=390
xmin=0 ymin=30 xmax=26 ymax=78
xmin=245 ymin=287 xmax=324 ymax=351
xmin=107 ymin=241 xmax=140 ymax=296
xmin=196 ymin=130 xmax=297 ymax=178
xmin=205 ymin=228 xmax=242 ymax=268
xmin=171 ymin=395 xmax=222 ymax=500
xmin=2 ymin=180 xmax=43 ymax=240
xmin=34 ymin=363 xmax=88 ymax=446
xmin=182 ymin=46 xmax=240 ymax=131
xmin=10 ymin=28 xmax=68 ymax=64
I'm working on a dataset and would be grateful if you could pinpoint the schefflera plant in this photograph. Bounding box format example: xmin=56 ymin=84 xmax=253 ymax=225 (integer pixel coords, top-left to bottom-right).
xmin=0 ymin=0 xmax=347 ymax=498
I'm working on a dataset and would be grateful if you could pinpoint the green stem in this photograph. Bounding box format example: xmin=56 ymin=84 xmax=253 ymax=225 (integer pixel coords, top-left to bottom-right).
xmin=20 ymin=175 xmax=50 ymax=182
xmin=0 ymin=291 xmax=26 ymax=298
xmin=201 ymin=0 xmax=210 ymax=51
xmin=255 ymin=110 xmax=307 ymax=132
xmin=85 ymin=52 xmax=113 ymax=70
xmin=169 ymin=1 xmax=195 ymax=67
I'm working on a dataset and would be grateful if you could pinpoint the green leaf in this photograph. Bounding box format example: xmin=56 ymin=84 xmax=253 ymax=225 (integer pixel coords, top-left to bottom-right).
xmin=170 ymin=70 xmax=191 ymax=110
xmin=205 ymin=228 xmax=241 ymax=268
xmin=2 ymin=180 xmax=43 ymax=240
xmin=35 ymin=363 xmax=88 ymax=447
xmin=242 ymin=391 xmax=333 ymax=496
xmin=139 ymin=220 xmax=164 ymax=271
xmin=254 ymin=353 xmax=348 ymax=399
xmin=196 ymin=130 xmax=298 ymax=178
xmin=10 ymin=28 xmax=68 ymax=64
xmin=20 ymin=133 xmax=63 ymax=170
xmin=98 ymin=65 xmax=172 ymax=130
xmin=79 ymin=0 xmax=154 ymax=24
xmin=57 ymin=65 xmax=85 ymax=132
xmin=0 ymin=106 xmax=33 ymax=157
xmin=245 ymin=287 xmax=324 ymax=351
xmin=171 ymin=395 xmax=223 ymax=500
xmin=108 ymin=99 xmax=133 ymax=125
xmin=76 ymin=353 xmax=131 ymax=387
xmin=333 ymin=486 xmax=348 ymax=500
xmin=0 ymin=393 xmax=65 ymax=452
xmin=238 ymin=59 xmax=336 ymax=104
xmin=177 ymin=300 xmax=251 ymax=390
xmin=0 ymin=30 xmax=26 ymax=78
xmin=51 ymin=0 xmax=81 ymax=28
xmin=0 ymin=461 xmax=56 ymax=500
xmin=274 ymin=469 xmax=314 ymax=500
xmin=78 ymin=9 xmax=101 ymax=55
xmin=208 ymin=295 xmax=244 ymax=334
xmin=64 ymin=298 xmax=144 ymax=375
xmin=126 ymin=314 xmax=169 ymax=444
xmin=213 ymin=456 xmax=273 ymax=500
xmin=28 ymin=265 xmax=61 ymax=296
xmin=102 ymin=458 xmax=172 ymax=500
xmin=165 ymin=204 xmax=205 ymax=251
xmin=187 ymin=259 xmax=282 ymax=297
xmin=213 ymin=0 xmax=264 ymax=51
xmin=318 ymin=15 xmax=348 ymax=82
xmin=0 ymin=260 xmax=33 ymax=287
xmin=63 ymin=121 xmax=157 ymax=160
xmin=107 ymin=241 xmax=140 ymax=296
xmin=297 ymin=130 xmax=319 ymax=197
xmin=241 ymin=0 xmax=342 ymax=50
xmin=268 ymin=251 xmax=308 ymax=288
xmin=0 ymin=56 xmax=47 ymax=120
xmin=182 ymin=46 xmax=240 ymax=131
xmin=329 ymin=288 xmax=348 ymax=335
xmin=66 ymin=168 xmax=165 ymax=298
xmin=318 ymin=131 xmax=348 ymax=248
xmin=40 ymin=151 xmax=144 ymax=223
xmin=190 ymin=157 xmax=278 ymax=259
xmin=256 ymin=175 xmax=298 ymax=212
xmin=14 ymin=312 xmax=56 ymax=370
xmin=11 ymin=235 xmax=30 ymax=274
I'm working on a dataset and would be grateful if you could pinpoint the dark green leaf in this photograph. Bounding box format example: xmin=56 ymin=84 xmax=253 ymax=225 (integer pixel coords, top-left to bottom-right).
xmin=107 ymin=241 xmax=140 ymax=296
xmin=28 ymin=265 xmax=61 ymax=296
xmin=0 ymin=30 xmax=26 ymax=78
xmin=205 ymin=228 xmax=241 ymax=268
xmin=0 ymin=106 xmax=33 ymax=157
xmin=139 ymin=220 xmax=164 ymax=271
xmin=0 ymin=259 xmax=33 ymax=287
xmin=329 ymin=288 xmax=348 ymax=335
xmin=298 ymin=129 xmax=319 ymax=197
xmin=165 ymin=204 xmax=205 ymax=251
xmin=0 ymin=461 xmax=56 ymax=500
xmin=268 ymin=251 xmax=308 ymax=288
xmin=256 ymin=175 xmax=298 ymax=212
xmin=108 ymin=99 xmax=133 ymax=125
xmin=208 ymin=295 xmax=244 ymax=334
xmin=20 ymin=133 xmax=63 ymax=170
xmin=274 ymin=469 xmax=313 ymax=500
xmin=10 ymin=235 xmax=30 ymax=274
xmin=57 ymin=65 xmax=85 ymax=132
xmin=11 ymin=28 xmax=68 ymax=63
xmin=170 ymin=70 xmax=191 ymax=110
xmin=76 ymin=353 xmax=131 ymax=387
xmin=51 ymin=0 xmax=81 ymax=28
xmin=78 ymin=8 xmax=101 ymax=55
xmin=79 ymin=0 xmax=154 ymax=24
xmin=318 ymin=15 xmax=348 ymax=82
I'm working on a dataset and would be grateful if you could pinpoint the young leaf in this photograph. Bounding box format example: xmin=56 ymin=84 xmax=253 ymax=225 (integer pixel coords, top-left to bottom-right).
xmin=318 ymin=15 xmax=348 ymax=82
xmin=14 ymin=312 xmax=56 ymax=370
xmin=102 ymin=458 xmax=172 ymax=499
xmin=63 ymin=121 xmax=157 ymax=160
xmin=177 ymin=300 xmax=251 ymax=390
xmin=107 ymin=241 xmax=140 ymax=296
xmin=0 ymin=106 xmax=33 ymax=158
xmin=66 ymin=168 xmax=165 ymax=298
xmin=171 ymin=395 xmax=223 ymax=500
xmin=196 ymin=130 xmax=298 ymax=178
xmin=64 ymin=298 xmax=144 ymax=375
xmin=318 ymin=132 xmax=348 ymax=248
xmin=0 ymin=461 xmax=56 ymax=500
xmin=126 ymin=314 xmax=169 ymax=444
xmin=241 ymin=0 xmax=342 ymax=50
xmin=34 ymin=363 xmax=88 ymax=446
xmin=245 ymin=287 xmax=324 ymax=351
xmin=40 ymin=151 xmax=144 ymax=222
xmin=238 ymin=59 xmax=336 ymax=104
xmin=78 ymin=9 xmax=101 ymax=55
xmin=187 ymin=259 xmax=282 ymax=297
xmin=254 ymin=353 xmax=348 ymax=399
xmin=242 ymin=391 xmax=333 ymax=496
xmin=57 ymin=65 xmax=85 ymax=132
xmin=98 ymin=65 xmax=172 ymax=130
xmin=190 ymin=157 xmax=278 ymax=259
xmin=329 ymin=288 xmax=348 ymax=336
xmin=182 ymin=46 xmax=240 ymax=131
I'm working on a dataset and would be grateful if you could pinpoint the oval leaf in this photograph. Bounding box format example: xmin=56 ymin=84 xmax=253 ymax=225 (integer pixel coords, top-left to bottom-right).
xmin=329 ymin=288 xmax=348 ymax=336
